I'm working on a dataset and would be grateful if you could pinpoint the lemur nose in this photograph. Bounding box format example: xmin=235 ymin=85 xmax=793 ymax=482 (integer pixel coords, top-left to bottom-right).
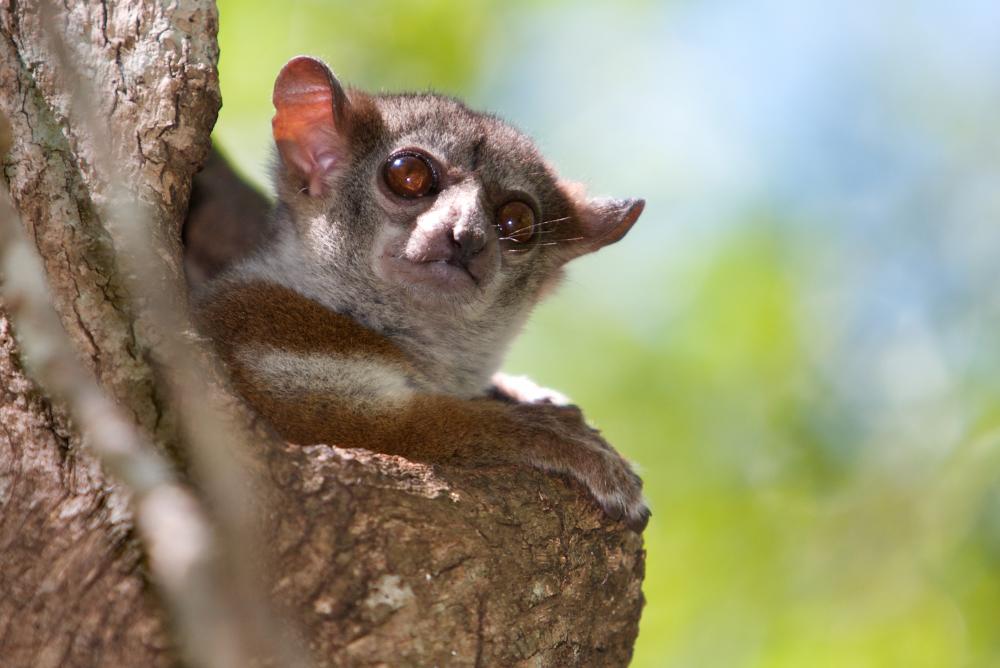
xmin=450 ymin=224 xmax=485 ymax=261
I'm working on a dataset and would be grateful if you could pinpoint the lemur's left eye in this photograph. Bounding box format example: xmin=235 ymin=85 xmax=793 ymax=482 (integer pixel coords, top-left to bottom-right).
xmin=496 ymin=201 xmax=536 ymax=243
xmin=383 ymin=152 xmax=437 ymax=198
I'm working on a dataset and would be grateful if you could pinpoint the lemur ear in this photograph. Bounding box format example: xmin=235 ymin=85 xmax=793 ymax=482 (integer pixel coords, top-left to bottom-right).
xmin=561 ymin=192 xmax=644 ymax=259
xmin=272 ymin=56 xmax=350 ymax=197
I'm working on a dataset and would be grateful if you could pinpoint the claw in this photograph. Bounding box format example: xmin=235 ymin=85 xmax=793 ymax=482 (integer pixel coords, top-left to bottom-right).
xmin=598 ymin=494 xmax=650 ymax=533
xmin=625 ymin=504 xmax=651 ymax=533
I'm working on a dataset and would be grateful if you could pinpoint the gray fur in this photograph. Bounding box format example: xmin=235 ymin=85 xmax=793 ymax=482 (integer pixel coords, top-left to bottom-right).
xmin=215 ymin=90 xmax=581 ymax=398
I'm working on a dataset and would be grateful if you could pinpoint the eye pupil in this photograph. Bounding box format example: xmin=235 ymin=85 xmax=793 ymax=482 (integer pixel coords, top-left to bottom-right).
xmin=497 ymin=201 xmax=536 ymax=243
xmin=384 ymin=153 xmax=435 ymax=198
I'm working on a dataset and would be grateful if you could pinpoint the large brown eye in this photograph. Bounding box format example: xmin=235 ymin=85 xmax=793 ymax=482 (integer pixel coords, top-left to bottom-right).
xmin=383 ymin=152 xmax=436 ymax=198
xmin=496 ymin=201 xmax=536 ymax=243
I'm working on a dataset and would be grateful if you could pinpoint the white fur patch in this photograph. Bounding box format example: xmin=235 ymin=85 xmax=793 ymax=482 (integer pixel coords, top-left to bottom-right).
xmin=236 ymin=345 xmax=415 ymax=410
xmin=492 ymin=372 xmax=571 ymax=406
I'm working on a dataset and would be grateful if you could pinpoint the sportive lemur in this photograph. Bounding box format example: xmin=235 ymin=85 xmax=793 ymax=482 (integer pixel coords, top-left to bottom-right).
xmin=193 ymin=56 xmax=649 ymax=530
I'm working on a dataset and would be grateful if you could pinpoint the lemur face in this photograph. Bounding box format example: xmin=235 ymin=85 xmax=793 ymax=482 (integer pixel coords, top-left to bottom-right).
xmin=360 ymin=94 xmax=581 ymax=310
xmin=270 ymin=56 xmax=643 ymax=315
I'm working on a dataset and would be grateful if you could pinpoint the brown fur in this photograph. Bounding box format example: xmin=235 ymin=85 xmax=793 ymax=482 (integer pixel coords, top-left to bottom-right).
xmin=196 ymin=279 xmax=646 ymax=528
xmin=198 ymin=281 xmax=410 ymax=363
xmin=183 ymin=148 xmax=273 ymax=286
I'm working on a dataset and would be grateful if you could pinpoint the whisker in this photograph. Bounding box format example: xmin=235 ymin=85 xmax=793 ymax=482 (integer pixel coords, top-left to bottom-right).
xmin=534 ymin=238 xmax=584 ymax=247
xmin=497 ymin=230 xmax=561 ymax=243
xmin=501 ymin=236 xmax=588 ymax=251
xmin=531 ymin=217 xmax=571 ymax=230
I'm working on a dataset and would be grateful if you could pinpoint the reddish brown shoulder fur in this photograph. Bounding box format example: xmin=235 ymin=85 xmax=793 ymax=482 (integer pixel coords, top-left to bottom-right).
xmin=195 ymin=280 xmax=506 ymax=456
xmin=196 ymin=280 xmax=409 ymax=365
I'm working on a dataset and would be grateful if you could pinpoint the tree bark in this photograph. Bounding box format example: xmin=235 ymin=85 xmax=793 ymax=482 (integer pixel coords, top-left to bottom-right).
xmin=0 ymin=2 xmax=645 ymax=666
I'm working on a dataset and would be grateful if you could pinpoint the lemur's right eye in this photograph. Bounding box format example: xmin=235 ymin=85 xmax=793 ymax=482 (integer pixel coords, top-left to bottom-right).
xmin=383 ymin=152 xmax=437 ymax=199
xmin=496 ymin=201 xmax=536 ymax=243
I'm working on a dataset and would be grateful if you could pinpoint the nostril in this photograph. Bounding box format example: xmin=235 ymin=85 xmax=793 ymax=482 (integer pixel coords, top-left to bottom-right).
xmin=451 ymin=226 xmax=484 ymax=259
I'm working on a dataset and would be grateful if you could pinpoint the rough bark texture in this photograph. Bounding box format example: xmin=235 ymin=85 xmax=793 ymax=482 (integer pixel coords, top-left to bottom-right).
xmin=0 ymin=2 xmax=646 ymax=666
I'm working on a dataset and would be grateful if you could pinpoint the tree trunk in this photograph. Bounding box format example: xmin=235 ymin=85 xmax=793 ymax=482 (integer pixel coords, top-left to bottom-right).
xmin=0 ymin=2 xmax=645 ymax=666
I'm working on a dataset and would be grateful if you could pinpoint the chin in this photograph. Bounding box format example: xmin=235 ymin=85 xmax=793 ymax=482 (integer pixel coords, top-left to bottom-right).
xmin=376 ymin=255 xmax=484 ymax=307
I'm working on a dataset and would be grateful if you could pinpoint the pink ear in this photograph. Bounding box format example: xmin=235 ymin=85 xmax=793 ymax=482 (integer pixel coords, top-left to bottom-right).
xmin=272 ymin=56 xmax=350 ymax=197
xmin=562 ymin=196 xmax=644 ymax=259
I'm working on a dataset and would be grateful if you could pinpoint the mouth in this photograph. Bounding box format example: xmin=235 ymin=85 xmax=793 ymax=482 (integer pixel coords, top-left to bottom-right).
xmin=378 ymin=254 xmax=479 ymax=293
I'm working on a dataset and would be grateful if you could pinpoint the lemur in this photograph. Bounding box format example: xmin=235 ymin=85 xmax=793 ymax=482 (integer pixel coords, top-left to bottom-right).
xmin=194 ymin=56 xmax=649 ymax=530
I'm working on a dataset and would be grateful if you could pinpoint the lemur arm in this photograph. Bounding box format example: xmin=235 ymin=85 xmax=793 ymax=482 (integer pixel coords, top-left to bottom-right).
xmin=196 ymin=281 xmax=648 ymax=529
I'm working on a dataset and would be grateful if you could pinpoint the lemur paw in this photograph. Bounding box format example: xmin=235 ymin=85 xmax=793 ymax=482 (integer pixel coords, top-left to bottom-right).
xmin=580 ymin=444 xmax=650 ymax=532
xmin=512 ymin=403 xmax=649 ymax=532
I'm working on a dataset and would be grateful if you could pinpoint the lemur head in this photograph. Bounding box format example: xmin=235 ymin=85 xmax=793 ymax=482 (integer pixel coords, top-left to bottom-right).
xmin=270 ymin=56 xmax=643 ymax=321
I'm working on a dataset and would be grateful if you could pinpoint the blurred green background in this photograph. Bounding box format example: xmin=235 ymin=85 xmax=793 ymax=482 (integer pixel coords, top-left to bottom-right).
xmin=213 ymin=1 xmax=1000 ymax=665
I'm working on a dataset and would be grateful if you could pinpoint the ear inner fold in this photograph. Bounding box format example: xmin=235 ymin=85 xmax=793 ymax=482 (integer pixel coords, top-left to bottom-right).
xmin=272 ymin=56 xmax=350 ymax=197
xmin=573 ymin=197 xmax=645 ymax=254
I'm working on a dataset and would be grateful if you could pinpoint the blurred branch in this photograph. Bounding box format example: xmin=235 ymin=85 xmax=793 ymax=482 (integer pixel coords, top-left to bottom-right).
xmin=21 ymin=3 xmax=308 ymax=666
xmin=0 ymin=113 xmax=252 ymax=668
